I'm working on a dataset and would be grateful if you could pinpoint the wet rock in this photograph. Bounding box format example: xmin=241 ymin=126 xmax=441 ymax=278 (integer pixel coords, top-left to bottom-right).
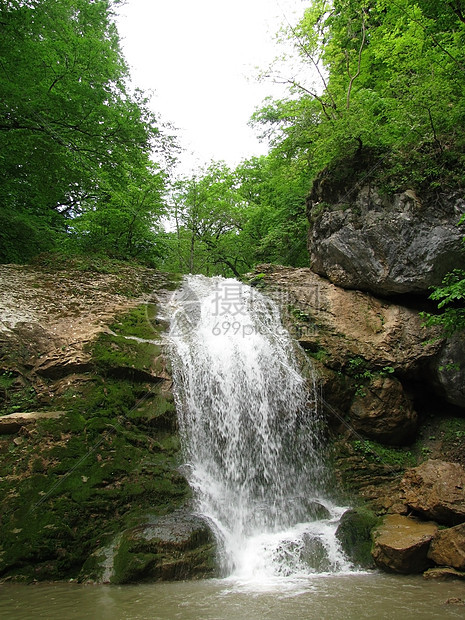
xmin=336 ymin=507 xmax=379 ymax=568
xmin=307 ymin=181 xmax=465 ymax=296
xmin=424 ymin=567 xmax=465 ymax=581
xmin=372 ymin=514 xmax=438 ymax=573
xmin=428 ymin=523 xmax=465 ymax=570
xmin=305 ymin=500 xmax=331 ymax=520
xmin=444 ymin=597 xmax=465 ymax=605
xmin=349 ymin=376 xmax=417 ymax=445
xmin=402 ymin=460 xmax=465 ymax=525
xmin=85 ymin=510 xmax=218 ymax=584
xmin=300 ymin=535 xmax=333 ymax=572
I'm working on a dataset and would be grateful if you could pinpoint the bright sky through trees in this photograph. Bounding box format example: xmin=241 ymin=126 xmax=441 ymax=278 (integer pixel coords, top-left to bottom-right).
xmin=116 ymin=0 xmax=305 ymax=171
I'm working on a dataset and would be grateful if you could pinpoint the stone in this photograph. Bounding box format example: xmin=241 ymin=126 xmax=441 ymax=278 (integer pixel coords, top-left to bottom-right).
xmin=444 ymin=597 xmax=465 ymax=605
xmin=428 ymin=523 xmax=465 ymax=570
xmin=349 ymin=376 xmax=417 ymax=445
xmin=372 ymin=514 xmax=438 ymax=573
xmin=305 ymin=500 xmax=331 ymax=520
xmin=335 ymin=507 xmax=379 ymax=568
xmin=34 ymin=351 xmax=93 ymax=379
xmin=86 ymin=510 xmax=218 ymax=584
xmin=307 ymin=179 xmax=465 ymax=296
xmin=432 ymin=332 xmax=465 ymax=409
xmin=253 ymin=264 xmax=441 ymax=376
xmin=402 ymin=460 xmax=465 ymax=525
xmin=0 ymin=410 xmax=65 ymax=434
xmin=423 ymin=567 xmax=465 ymax=581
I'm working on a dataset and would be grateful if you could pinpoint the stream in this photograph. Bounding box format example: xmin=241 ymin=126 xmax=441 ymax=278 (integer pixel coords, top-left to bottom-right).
xmin=1 ymin=575 xmax=464 ymax=619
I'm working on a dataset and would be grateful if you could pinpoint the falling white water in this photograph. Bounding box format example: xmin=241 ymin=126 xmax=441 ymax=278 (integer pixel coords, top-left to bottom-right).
xmin=167 ymin=275 xmax=352 ymax=582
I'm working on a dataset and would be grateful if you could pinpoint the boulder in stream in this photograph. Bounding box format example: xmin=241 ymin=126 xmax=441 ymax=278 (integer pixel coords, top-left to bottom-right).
xmin=82 ymin=510 xmax=218 ymax=584
xmin=372 ymin=514 xmax=438 ymax=573
xmin=336 ymin=507 xmax=379 ymax=569
xmin=428 ymin=523 xmax=465 ymax=571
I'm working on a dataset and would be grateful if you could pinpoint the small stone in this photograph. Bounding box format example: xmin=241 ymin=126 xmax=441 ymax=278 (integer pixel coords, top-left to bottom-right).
xmin=423 ymin=567 xmax=465 ymax=581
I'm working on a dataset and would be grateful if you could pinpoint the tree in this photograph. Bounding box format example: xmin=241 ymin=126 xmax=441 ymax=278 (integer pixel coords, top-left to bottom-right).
xmin=0 ymin=0 xmax=173 ymax=263
xmin=255 ymin=0 xmax=465 ymax=190
xmin=166 ymin=163 xmax=251 ymax=277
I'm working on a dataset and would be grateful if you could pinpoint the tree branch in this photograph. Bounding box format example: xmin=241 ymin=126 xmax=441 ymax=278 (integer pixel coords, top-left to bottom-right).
xmin=346 ymin=12 xmax=366 ymax=110
xmin=276 ymin=77 xmax=334 ymax=121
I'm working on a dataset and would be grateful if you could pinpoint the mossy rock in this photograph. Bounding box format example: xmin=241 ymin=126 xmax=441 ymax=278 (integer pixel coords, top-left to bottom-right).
xmin=336 ymin=507 xmax=380 ymax=569
xmin=81 ymin=511 xmax=219 ymax=584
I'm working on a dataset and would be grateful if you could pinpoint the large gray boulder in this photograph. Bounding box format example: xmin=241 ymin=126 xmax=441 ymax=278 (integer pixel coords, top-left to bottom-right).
xmin=307 ymin=185 xmax=465 ymax=297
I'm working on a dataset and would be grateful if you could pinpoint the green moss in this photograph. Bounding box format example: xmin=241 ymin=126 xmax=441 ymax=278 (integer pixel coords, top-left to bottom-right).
xmin=352 ymin=439 xmax=416 ymax=468
xmin=0 ymin=372 xmax=39 ymax=415
xmin=439 ymin=417 xmax=465 ymax=442
xmin=0 ymin=302 xmax=191 ymax=583
xmin=305 ymin=344 xmax=330 ymax=362
xmin=336 ymin=507 xmax=379 ymax=568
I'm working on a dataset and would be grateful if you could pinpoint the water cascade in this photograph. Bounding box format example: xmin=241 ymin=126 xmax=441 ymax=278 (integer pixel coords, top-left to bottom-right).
xmin=167 ymin=275 xmax=351 ymax=581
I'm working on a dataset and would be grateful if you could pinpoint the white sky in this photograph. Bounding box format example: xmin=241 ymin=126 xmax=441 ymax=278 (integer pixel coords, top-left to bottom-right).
xmin=115 ymin=0 xmax=306 ymax=173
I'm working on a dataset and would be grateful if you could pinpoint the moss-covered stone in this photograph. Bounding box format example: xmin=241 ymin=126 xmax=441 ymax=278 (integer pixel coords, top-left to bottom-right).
xmin=336 ymin=507 xmax=380 ymax=569
xmin=84 ymin=511 xmax=219 ymax=584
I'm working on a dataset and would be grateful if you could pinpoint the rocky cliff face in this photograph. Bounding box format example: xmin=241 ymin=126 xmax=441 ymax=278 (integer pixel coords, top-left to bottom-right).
xmin=252 ymin=168 xmax=465 ymax=578
xmin=0 ymin=260 xmax=217 ymax=583
xmin=307 ymin=177 xmax=465 ymax=297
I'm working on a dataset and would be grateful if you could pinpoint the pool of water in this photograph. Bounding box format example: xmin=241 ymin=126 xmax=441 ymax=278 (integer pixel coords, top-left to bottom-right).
xmin=1 ymin=573 xmax=464 ymax=620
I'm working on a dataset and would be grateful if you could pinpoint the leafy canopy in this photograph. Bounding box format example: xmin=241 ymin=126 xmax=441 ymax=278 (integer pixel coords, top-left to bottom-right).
xmin=0 ymin=0 xmax=174 ymax=264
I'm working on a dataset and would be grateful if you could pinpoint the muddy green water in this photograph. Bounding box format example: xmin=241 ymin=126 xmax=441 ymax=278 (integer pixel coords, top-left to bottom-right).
xmin=1 ymin=574 xmax=464 ymax=620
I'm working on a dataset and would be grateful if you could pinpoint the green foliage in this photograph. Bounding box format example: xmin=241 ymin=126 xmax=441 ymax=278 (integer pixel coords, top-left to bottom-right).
xmin=254 ymin=0 xmax=465 ymax=192
xmin=165 ymin=155 xmax=310 ymax=277
xmin=422 ymin=268 xmax=465 ymax=335
xmin=0 ymin=0 xmax=174 ymax=264
xmin=346 ymin=357 xmax=395 ymax=396
xmin=352 ymin=438 xmax=415 ymax=468
xmin=164 ymin=162 xmax=251 ymax=277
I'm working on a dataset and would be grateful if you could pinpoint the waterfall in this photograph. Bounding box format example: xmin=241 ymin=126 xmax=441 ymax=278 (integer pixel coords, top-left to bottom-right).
xmin=167 ymin=275 xmax=351 ymax=581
